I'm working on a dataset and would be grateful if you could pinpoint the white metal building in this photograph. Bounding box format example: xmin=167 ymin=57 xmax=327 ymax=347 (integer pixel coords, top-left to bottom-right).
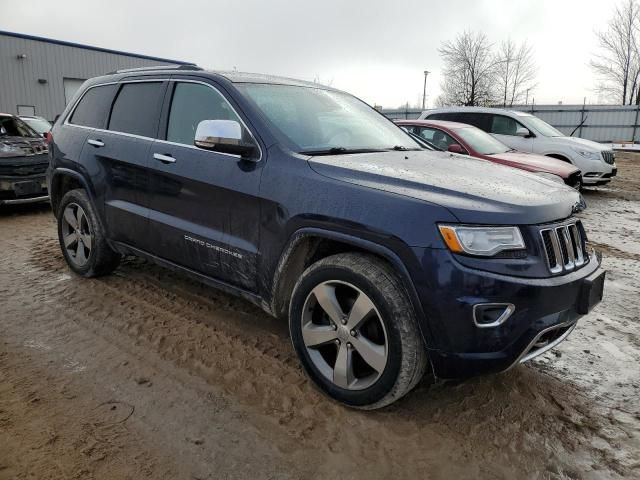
xmin=0 ymin=30 xmax=190 ymax=121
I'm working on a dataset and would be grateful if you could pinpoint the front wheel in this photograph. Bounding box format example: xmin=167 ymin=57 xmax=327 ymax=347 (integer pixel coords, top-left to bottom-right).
xmin=289 ymin=253 xmax=428 ymax=409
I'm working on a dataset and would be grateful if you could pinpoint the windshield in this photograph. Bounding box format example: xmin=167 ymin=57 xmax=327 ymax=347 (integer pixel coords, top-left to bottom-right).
xmin=236 ymin=84 xmax=420 ymax=154
xmin=521 ymin=115 xmax=564 ymax=137
xmin=21 ymin=117 xmax=52 ymax=135
xmin=455 ymin=126 xmax=511 ymax=155
xmin=0 ymin=116 xmax=40 ymax=138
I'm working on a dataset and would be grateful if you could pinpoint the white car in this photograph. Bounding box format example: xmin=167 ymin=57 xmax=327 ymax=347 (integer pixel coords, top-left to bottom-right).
xmin=419 ymin=107 xmax=617 ymax=186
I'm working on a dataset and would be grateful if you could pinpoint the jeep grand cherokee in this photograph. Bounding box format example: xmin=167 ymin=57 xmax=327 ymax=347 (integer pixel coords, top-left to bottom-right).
xmin=47 ymin=66 xmax=605 ymax=409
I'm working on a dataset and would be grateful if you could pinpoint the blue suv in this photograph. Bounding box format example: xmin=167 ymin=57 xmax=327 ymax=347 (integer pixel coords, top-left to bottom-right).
xmin=47 ymin=65 xmax=605 ymax=409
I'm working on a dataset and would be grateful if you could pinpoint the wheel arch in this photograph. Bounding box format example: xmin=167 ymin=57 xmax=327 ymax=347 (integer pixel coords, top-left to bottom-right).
xmin=545 ymin=153 xmax=573 ymax=164
xmin=49 ymin=168 xmax=107 ymax=234
xmin=270 ymin=228 xmax=433 ymax=346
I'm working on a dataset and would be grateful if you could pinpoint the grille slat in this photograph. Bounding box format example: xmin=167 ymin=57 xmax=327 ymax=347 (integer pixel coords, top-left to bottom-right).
xmin=602 ymin=151 xmax=615 ymax=165
xmin=540 ymin=221 xmax=588 ymax=274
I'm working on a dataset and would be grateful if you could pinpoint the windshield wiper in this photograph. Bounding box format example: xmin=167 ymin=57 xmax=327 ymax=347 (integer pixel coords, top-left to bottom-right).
xmin=387 ymin=145 xmax=422 ymax=151
xmin=301 ymin=147 xmax=386 ymax=156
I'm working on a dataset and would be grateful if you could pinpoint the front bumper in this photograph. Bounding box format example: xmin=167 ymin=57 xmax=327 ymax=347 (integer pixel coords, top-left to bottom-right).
xmin=411 ymin=247 xmax=604 ymax=379
xmin=582 ymin=162 xmax=617 ymax=185
xmin=0 ymin=154 xmax=49 ymax=205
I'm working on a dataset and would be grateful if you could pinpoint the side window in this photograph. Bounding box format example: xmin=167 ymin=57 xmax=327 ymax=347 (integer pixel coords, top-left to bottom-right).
xmin=428 ymin=113 xmax=458 ymax=121
xmin=108 ymin=82 xmax=165 ymax=137
xmin=457 ymin=113 xmax=490 ymax=131
xmin=490 ymin=115 xmax=520 ymax=135
xmin=400 ymin=125 xmax=417 ymax=134
xmin=69 ymin=84 xmax=116 ymax=129
xmin=166 ymin=82 xmax=242 ymax=146
xmin=420 ymin=127 xmax=457 ymax=150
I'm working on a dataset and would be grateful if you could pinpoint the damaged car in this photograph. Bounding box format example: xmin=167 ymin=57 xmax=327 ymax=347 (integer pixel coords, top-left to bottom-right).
xmin=0 ymin=113 xmax=49 ymax=205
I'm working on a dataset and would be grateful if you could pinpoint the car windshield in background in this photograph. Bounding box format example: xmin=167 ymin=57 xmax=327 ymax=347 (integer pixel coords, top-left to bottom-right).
xmin=0 ymin=116 xmax=39 ymax=138
xmin=522 ymin=115 xmax=564 ymax=137
xmin=21 ymin=117 xmax=52 ymax=135
xmin=236 ymin=84 xmax=420 ymax=154
xmin=455 ymin=126 xmax=511 ymax=155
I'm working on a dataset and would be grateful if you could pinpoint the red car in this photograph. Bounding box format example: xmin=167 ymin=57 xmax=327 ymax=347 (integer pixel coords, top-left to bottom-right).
xmin=397 ymin=120 xmax=582 ymax=190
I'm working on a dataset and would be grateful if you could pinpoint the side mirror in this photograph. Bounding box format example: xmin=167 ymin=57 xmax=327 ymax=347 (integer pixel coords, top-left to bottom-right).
xmin=447 ymin=143 xmax=466 ymax=154
xmin=516 ymin=127 xmax=531 ymax=137
xmin=194 ymin=120 xmax=258 ymax=159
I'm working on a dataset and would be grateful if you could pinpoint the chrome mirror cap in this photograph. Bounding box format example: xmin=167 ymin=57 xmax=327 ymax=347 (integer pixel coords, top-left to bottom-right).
xmin=194 ymin=120 xmax=258 ymax=160
xmin=194 ymin=119 xmax=242 ymax=149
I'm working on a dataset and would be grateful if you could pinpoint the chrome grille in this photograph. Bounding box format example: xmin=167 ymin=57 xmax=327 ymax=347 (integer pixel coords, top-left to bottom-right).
xmin=540 ymin=221 xmax=588 ymax=274
xmin=601 ymin=151 xmax=615 ymax=165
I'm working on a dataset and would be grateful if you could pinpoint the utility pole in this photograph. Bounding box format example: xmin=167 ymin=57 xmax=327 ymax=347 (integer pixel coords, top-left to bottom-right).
xmin=422 ymin=70 xmax=430 ymax=110
xmin=525 ymin=88 xmax=532 ymax=105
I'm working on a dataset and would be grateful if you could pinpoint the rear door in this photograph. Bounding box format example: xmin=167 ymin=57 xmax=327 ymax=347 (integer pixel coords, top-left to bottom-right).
xmin=488 ymin=114 xmax=533 ymax=152
xmin=84 ymin=80 xmax=167 ymax=250
xmin=147 ymin=79 xmax=263 ymax=291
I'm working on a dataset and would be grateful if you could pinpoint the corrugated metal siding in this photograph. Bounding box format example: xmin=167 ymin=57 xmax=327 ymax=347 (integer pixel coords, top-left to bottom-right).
xmin=0 ymin=33 xmax=176 ymax=120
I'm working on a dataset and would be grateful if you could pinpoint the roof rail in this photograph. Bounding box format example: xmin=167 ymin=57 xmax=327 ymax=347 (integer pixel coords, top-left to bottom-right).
xmin=112 ymin=64 xmax=203 ymax=74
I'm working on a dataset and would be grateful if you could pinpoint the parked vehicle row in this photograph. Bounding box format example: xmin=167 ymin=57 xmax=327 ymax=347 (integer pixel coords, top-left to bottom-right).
xmin=0 ymin=113 xmax=50 ymax=205
xmin=397 ymin=120 xmax=583 ymax=189
xmin=420 ymin=107 xmax=617 ymax=186
xmin=46 ymin=66 xmax=605 ymax=408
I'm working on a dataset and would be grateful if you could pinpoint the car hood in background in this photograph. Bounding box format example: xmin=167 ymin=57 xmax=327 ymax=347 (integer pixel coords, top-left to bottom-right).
xmin=487 ymin=151 xmax=580 ymax=177
xmin=308 ymin=150 xmax=582 ymax=225
xmin=546 ymin=136 xmax=611 ymax=152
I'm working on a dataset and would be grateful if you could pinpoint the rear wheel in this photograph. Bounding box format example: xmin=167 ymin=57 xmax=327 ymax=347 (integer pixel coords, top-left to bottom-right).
xmin=289 ymin=253 xmax=427 ymax=409
xmin=57 ymin=189 xmax=120 ymax=277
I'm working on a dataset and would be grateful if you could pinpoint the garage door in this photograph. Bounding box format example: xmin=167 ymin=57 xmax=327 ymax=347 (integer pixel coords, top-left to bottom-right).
xmin=63 ymin=78 xmax=87 ymax=105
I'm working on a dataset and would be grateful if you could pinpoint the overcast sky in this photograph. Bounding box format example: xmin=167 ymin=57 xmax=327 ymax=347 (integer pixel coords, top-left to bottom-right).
xmin=1 ymin=0 xmax=618 ymax=108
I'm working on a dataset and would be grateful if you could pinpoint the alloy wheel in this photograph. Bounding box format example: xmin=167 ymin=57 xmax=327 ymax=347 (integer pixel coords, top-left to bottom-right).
xmin=301 ymin=280 xmax=388 ymax=390
xmin=61 ymin=203 xmax=93 ymax=267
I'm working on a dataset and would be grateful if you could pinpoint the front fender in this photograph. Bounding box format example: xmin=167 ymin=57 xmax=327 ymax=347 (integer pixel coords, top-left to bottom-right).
xmin=270 ymin=227 xmax=436 ymax=349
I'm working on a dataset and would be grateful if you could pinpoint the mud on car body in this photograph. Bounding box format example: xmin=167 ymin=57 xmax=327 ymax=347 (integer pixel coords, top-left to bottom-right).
xmin=47 ymin=66 xmax=606 ymax=409
xmin=0 ymin=113 xmax=49 ymax=205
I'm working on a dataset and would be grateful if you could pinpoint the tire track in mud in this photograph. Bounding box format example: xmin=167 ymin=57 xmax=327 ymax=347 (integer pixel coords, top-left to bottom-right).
xmin=16 ymin=232 xmax=639 ymax=478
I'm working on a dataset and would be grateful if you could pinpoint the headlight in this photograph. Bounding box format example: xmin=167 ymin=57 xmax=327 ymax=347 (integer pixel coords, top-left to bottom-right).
xmin=572 ymin=148 xmax=600 ymax=161
xmin=0 ymin=143 xmax=23 ymax=157
xmin=533 ymin=172 xmax=566 ymax=185
xmin=439 ymin=225 xmax=525 ymax=256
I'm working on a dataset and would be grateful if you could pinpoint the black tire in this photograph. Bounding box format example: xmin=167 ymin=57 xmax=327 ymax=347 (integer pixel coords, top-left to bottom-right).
xmin=57 ymin=189 xmax=120 ymax=277
xmin=289 ymin=253 xmax=428 ymax=409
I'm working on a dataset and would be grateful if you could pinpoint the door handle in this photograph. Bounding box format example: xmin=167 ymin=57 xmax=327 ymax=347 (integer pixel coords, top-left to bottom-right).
xmin=153 ymin=153 xmax=176 ymax=164
xmin=87 ymin=139 xmax=104 ymax=148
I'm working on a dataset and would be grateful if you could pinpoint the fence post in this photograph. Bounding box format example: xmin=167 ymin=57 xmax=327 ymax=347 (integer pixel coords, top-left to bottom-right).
xmin=633 ymin=104 xmax=640 ymax=143
xmin=579 ymin=97 xmax=586 ymax=138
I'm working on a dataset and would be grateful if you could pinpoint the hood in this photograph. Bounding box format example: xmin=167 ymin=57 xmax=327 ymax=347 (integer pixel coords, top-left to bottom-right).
xmin=0 ymin=135 xmax=48 ymax=157
xmin=307 ymin=150 xmax=583 ymax=225
xmin=547 ymin=136 xmax=609 ymax=152
xmin=487 ymin=151 xmax=579 ymax=177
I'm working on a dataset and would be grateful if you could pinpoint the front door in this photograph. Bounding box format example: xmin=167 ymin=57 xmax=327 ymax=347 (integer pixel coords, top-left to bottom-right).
xmin=147 ymin=80 xmax=263 ymax=291
xmin=489 ymin=114 xmax=534 ymax=152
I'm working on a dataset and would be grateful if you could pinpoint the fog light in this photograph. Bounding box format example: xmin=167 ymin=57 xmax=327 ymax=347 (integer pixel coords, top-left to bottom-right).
xmin=472 ymin=303 xmax=515 ymax=328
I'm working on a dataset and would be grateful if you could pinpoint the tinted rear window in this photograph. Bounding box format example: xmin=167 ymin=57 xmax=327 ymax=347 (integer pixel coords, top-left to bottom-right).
xmin=108 ymin=82 xmax=165 ymax=137
xmin=69 ymin=84 xmax=116 ymax=129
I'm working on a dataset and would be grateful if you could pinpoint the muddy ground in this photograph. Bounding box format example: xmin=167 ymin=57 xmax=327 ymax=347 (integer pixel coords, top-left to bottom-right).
xmin=1 ymin=154 xmax=639 ymax=480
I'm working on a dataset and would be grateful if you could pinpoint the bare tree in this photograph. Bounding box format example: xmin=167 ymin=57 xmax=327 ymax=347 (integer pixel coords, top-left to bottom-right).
xmin=591 ymin=0 xmax=640 ymax=104
xmin=495 ymin=39 xmax=537 ymax=106
xmin=438 ymin=31 xmax=496 ymax=106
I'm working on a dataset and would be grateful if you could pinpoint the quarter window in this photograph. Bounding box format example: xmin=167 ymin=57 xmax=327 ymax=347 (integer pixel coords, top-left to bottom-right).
xmin=108 ymin=82 xmax=165 ymax=137
xmin=166 ymin=82 xmax=241 ymax=146
xmin=69 ymin=84 xmax=116 ymax=129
